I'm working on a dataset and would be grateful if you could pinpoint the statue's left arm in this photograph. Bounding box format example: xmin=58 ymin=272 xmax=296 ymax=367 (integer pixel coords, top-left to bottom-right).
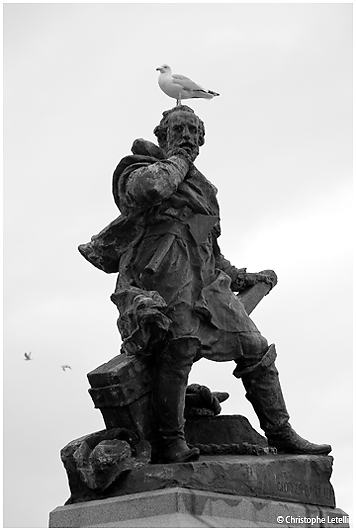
xmin=214 ymin=244 xmax=277 ymax=293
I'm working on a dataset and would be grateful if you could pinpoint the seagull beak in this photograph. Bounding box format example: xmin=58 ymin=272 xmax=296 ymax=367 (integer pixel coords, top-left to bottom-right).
xmin=156 ymin=67 xmax=161 ymax=71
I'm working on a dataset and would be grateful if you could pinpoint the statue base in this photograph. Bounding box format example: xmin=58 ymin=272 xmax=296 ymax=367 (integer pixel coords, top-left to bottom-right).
xmin=62 ymin=453 xmax=336 ymax=507
xmin=55 ymin=416 xmax=349 ymax=527
xmin=49 ymin=487 xmax=349 ymax=528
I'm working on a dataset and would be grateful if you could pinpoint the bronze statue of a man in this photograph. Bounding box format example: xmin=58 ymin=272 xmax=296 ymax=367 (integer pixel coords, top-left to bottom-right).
xmin=80 ymin=105 xmax=331 ymax=464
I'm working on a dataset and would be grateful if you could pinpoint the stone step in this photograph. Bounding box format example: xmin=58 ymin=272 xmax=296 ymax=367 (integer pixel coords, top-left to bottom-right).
xmin=49 ymin=486 xmax=349 ymax=528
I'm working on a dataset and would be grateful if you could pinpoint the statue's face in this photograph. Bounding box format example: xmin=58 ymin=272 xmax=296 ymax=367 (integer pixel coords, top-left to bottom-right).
xmin=166 ymin=112 xmax=200 ymax=161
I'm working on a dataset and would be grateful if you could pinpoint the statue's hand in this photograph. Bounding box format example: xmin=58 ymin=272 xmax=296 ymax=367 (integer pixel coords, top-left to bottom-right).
xmin=255 ymin=269 xmax=278 ymax=293
xmin=166 ymin=146 xmax=197 ymax=165
xmin=237 ymin=269 xmax=277 ymax=293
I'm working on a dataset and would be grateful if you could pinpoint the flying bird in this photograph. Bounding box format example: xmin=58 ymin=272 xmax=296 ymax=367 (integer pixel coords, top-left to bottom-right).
xmin=61 ymin=365 xmax=72 ymax=371
xmin=156 ymin=64 xmax=220 ymax=106
xmin=24 ymin=352 xmax=32 ymax=361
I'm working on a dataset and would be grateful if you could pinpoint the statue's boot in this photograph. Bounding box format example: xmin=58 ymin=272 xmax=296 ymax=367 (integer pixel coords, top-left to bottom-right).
xmin=153 ymin=337 xmax=200 ymax=464
xmin=235 ymin=344 xmax=332 ymax=455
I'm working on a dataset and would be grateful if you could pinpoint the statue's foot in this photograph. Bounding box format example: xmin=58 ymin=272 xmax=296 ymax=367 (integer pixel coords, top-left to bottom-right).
xmin=159 ymin=438 xmax=200 ymax=464
xmin=268 ymin=427 xmax=332 ymax=455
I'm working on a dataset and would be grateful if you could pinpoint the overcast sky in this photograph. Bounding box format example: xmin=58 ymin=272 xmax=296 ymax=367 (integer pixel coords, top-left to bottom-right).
xmin=3 ymin=3 xmax=353 ymax=527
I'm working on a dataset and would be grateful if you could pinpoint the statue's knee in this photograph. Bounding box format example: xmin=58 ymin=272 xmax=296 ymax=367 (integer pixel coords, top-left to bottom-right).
xmin=163 ymin=337 xmax=201 ymax=363
xmin=239 ymin=333 xmax=269 ymax=360
xmin=258 ymin=336 xmax=269 ymax=356
xmin=233 ymin=343 xmax=276 ymax=379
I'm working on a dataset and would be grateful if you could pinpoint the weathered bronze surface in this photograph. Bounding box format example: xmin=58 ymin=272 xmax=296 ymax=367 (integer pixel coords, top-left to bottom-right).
xmin=61 ymin=425 xmax=335 ymax=508
xmin=67 ymin=106 xmax=332 ymax=502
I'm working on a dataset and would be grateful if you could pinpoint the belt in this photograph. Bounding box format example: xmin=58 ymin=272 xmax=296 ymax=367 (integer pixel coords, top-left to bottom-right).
xmin=145 ymin=214 xmax=219 ymax=244
xmin=145 ymin=219 xmax=192 ymax=241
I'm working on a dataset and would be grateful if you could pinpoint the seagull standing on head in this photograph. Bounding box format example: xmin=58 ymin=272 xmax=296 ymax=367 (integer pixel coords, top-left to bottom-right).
xmin=156 ymin=64 xmax=220 ymax=106
xmin=24 ymin=352 xmax=32 ymax=361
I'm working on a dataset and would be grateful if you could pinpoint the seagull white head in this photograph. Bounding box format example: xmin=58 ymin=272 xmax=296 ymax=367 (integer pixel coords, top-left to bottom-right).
xmin=156 ymin=64 xmax=172 ymax=74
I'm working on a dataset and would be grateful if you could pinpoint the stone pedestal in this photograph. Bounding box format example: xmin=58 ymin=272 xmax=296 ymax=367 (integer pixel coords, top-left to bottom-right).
xmin=63 ymin=453 xmax=337 ymax=507
xmin=51 ymin=451 xmax=350 ymax=527
xmin=82 ymin=454 xmax=336 ymax=507
xmin=49 ymin=487 xmax=349 ymax=528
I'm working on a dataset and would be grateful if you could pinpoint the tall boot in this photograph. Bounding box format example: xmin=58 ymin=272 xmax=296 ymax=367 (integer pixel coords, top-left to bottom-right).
xmin=152 ymin=337 xmax=200 ymax=464
xmin=236 ymin=344 xmax=332 ymax=455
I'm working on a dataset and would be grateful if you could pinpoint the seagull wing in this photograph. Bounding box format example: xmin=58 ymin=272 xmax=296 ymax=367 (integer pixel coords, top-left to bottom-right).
xmin=171 ymin=74 xmax=205 ymax=92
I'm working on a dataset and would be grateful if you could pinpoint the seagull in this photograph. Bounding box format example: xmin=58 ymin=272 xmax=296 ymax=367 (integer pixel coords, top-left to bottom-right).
xmin=156 ymin=64 xmax=220 ymax=106
xmin=24 ymin=352 xmax=32 ymax=361
xmin=61 ymin=365 xmax=72 ymax=371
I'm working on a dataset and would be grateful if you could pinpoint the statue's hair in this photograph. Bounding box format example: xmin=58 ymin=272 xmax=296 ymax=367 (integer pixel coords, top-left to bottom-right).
xmin=153 ymin=105 xmax=205 ymax=151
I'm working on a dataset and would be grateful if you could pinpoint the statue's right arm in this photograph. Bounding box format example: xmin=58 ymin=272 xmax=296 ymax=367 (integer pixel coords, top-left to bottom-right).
xmin=122 ymin=154 xmax=190 ymax=208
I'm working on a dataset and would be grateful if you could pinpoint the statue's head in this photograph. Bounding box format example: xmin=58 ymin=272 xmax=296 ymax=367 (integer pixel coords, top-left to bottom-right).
xmin=153 ymin=106 xmax=205 ymax=162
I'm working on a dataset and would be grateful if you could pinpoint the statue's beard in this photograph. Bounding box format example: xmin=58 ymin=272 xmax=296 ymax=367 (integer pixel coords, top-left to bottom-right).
xmin=176 ymin=141 xmax=199 ymax=161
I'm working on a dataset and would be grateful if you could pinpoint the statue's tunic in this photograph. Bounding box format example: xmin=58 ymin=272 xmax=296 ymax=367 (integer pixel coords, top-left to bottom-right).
xmin=110 ymin=152 xmax=267 ymax=366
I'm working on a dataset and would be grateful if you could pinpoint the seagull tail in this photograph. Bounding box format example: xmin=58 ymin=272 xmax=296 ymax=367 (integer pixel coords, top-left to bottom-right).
xmin=191 ymin=89 xmax=220 ymax=100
